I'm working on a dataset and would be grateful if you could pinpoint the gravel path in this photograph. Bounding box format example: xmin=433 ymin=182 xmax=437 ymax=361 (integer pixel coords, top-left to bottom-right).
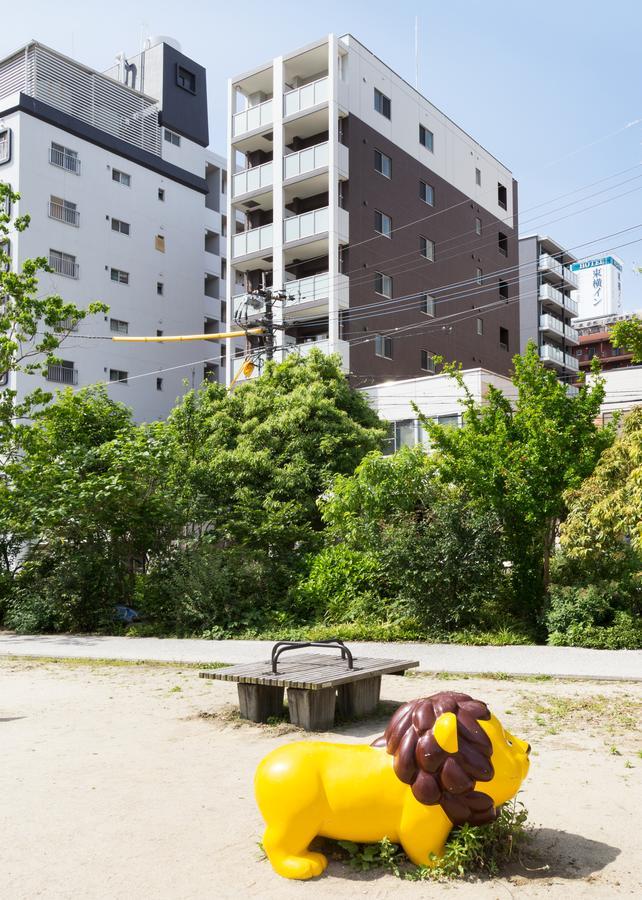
xmin=1 ymin=631 xmax=640 ymax=679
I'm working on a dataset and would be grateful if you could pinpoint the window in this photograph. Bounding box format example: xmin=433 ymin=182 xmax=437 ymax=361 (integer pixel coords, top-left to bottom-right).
xmin=50 ymin=142 xmax=80 ymax=174
xmin=112 ymin=168 xmax=130 ymax=186
xmin=155 ymin=234 xmax=166 ymax=252
xmin=374 ymin=88 xmax=391 ymax=119
xmin=437 ymin=414 xmax=460 ymax=428
xmin=420 ymin=236 xmax=435 ymax=261
xmin=0 ymin=128 xmax=11 ymax=164
xmin=419 ymin=181 xmax=434 ymax=206
xmin=374 ymin=210 xmax=392 ymax=238
xmin=476 ymin=317 xmax=484 ymax=335
xmin=499 ymin=280 xmax=509 ymax=301
xmin=157 ymin=282 xmax=164 ymax=296
xmin=476 ymin=267 xmax=483 ymax=285
xmin=164 ymin=128 xmax=181 ymax=147
xmin=374 ymin=272 xmax=393 ymax=298
xmin=475 ymin=168 xmax=481 ymax=186
xmin=375 ymin=334 xmax=393 ymax=359
xmin=109 ymin=369 xmax=128 ymax=384
xmin=49 ymin=249 xmax=78 ymax=278
xmin=47 ymin=359 xmax=77 ymax=385
xmin=421 ymin=349 xmax=435 ymax=373
xmin=158 ymin=188 xmax=165 ymax=201
xmin=0 ymin=239 xmax=10 ymax=272
xmin=156 ymin=329 xmax=163 ymax=337
xmin=110 ymin=268 xmax=129 ymax=284
xmin=419 ymin=124 xmax=434 ymax=152
xmin=498 ymin=183 xmax=507 ymax=210
xmin=1 ymin=188 xmax=11 ymax=217
xmin=498 ymin=232 xmax=508 ymax=257
xmin=48 ymin=196 xmax=79 ymax=226
xmin=111 ymin=217 xmax=130 ymax=236
xmin=499 ymin=327 xmax=509 ymax=351
xmin=475 ymin=216 xmax=482 ymax=235
xmin=109 ymin=318 xmax=129 ymax=334
xmin=374 ymin=149 xmax=392 ymax=178
xmin=176 ymin=65 xmax=196 ymax=94
xmin=395 ymin=420 xmax=415 ymax=448
xmin=156 ymin=377 xmax=164 ymax=391
xmin=420 ymin=293 xmax=435 ymax=317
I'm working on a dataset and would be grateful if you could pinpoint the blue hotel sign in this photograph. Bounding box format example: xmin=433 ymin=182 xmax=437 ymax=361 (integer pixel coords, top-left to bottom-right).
xmin=571 ymin=256 xmax=623 ymax=272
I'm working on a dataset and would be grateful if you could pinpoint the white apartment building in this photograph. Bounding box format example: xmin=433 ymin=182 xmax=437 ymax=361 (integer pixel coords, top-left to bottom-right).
xmin=518 ymin=234 xmax=580 ymax=381
xmin=226 ymin=34 xmax=519 ymax=386
xmin=0 ymin=38 xmax=227 ymax=422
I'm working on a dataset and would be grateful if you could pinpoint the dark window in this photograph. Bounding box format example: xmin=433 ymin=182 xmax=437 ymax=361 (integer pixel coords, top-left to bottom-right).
xmin=374 ymin=149 xmax=392 ymax=178
xmin=111 ymin=217 xmax=130 ymax=235
xmin=475 ymin=167 xmax=481 ymax=186
xmin=109 ymin=368 xmax=128 ymax=383
xmin=112 ymin=168 xmax=130 ymax=186
xmin=156 ymin=377 xmax=164 ymax=391
xmin=164 ymin=129 xmax=181 ymax=147
xmin=476 ymin=267 xmax=483 ymax=285
xmin=110 ymin=268 xmax=129 ymax=284
xmin=421 ymin=349 xmax=435 ymax=372
xmin=109 ymin=318 xmax=129 ymax=334
xmin=375 ymin=334 xmax=393 ymax=359
xmin=499 ymin=280 xmax=509 ymax=300
xmin=158 ymin=188 xmax=165 ymax=201
xmin=374 ymin=88 xmax=391 ymax=119
xmin=420 ymin=293 xmax=435 ymax=316
xmin=176 ymin=65 xmax=196 ymax=94
xmin=374 ymin=272 xmax=393 ymax=297
xmin=499 ymin=327 xmax=509 ymax=351
xmin=476 ymin=317 xmax=483 ymax=335
xmin=420 ymin=181 xmax=434 ymax=206
xmin=157 ymin=282 xmax=164 ymax=296
xmin=420 ymin=236 xmax=435 ymax=261
xmin=0 ymin=127 xmax=12 ymax=165
xmin=419 ymin=124 xmax=434 ymax=151
xmin=498 ymin=183 xmax=508 ymax=210
xmin=374 ymin=210 xmax=392 ymax=238
xmin=498 ymin=232 xmax=508 ymax=256
xmin=475 ymin=216 xmax=482 ymax=235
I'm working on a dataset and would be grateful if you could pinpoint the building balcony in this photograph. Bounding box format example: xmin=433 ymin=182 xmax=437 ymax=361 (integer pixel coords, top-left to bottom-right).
xmin=283 ymin=76 xmax=329 ymax=118
xmin=564 ymin=323 xmax=579 ymax=345
xmin=232 ymin=160 xmax=273 ymax=199
xmin=540 ymin=343 xmax=579 ymax=372
xmin=232 ymin=98 xmax=274 ymax=139
xmin=284 ymin=206 xmax=329 ymax=244
xmin=285 ymin=337 xmax=350 ymax=371
xmin=283 ymin=141 xmax=328 ymax=181
xmin=538 ymin=254 xmax=579 ymax=289
xmin=539 ymin=283 xmax=578 ymax=317
xmin=47 ymin=363 xmax=78 ymax=385
xmin=232 ymin=223 xmax=273 ymax=260
xmin=49 ymin=145 xmax=81 ymax=174
xmin=48 ymin=200 xmax=80 ymax=227
xmin=233 ymin=272 xmax=349 ymax=323
xmin=48 ymin=253 xmax=79 ymax=279
xmin=539 ymin=313 xmax=565 ymax=339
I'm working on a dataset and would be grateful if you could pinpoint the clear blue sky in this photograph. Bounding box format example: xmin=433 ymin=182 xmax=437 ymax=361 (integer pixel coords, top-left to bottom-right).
xmin=4 ymin=0 xmax=642 ymax=309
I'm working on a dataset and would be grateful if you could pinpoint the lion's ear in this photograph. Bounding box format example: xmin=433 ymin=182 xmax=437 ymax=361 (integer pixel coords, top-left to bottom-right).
xmin=432 ymin=711 xmax=459 ymax=754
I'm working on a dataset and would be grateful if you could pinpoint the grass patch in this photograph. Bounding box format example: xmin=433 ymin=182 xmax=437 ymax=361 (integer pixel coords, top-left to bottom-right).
xmin=0 ymin=655 xmax=228 ymax=671
xmin=516 ymin=693 xmax=642 ymax=734
xmin=232 ymin=622 xmax=535 ymax=646
xmin=327 ymin=799 xmax=530 ymax=881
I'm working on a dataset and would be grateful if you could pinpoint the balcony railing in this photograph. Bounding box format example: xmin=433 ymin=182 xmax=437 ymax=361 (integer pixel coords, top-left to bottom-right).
xmin=283 ymin=76 xmax=329 ymax=117
xmin=284 ymin=142 xmax=329 ymax=180
xmin=48 ymin=200 xmax=80 ymax=226
xmin=539 ymin=313 xmax=564 ymax=337
xmin=539 ymin=283 xmax=578 ymax=317
xmin=49 ymin=145 xmax=81 ymax=174
xmin=284 ymin=271 xmax=332 ymax=307
xmin=540 ymin=344 xmax=579 ymax=372
xmin=232 ymin=160 xmax=273 ymax=198
xmin=538 ymin=254 xmax=578 ymax=289
xmin=49 ymin=254 xmax=79 ymax=278
xmin=284 ymin=206 xmax=329 ymax=243
xmin=232 ymin=98 xmax=273 ymax=138
xmin=232 ymin=223 xmax=273 ymax=258
xmin=565 ymin=324 xmax=579 ymax=344
xmin=47 ymin=363 xmax=78 ymax=385
xmin=285 ymin=337 xmax=350 ymax=371
xmin=55 ymin=317 xmax=78 ymax=332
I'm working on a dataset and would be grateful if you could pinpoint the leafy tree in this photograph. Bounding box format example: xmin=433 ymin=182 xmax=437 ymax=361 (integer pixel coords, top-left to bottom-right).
xmin=610 ymin=315 xmax=642 ymax=363
xmin=418 ymin=343 xmax=614 ymax=627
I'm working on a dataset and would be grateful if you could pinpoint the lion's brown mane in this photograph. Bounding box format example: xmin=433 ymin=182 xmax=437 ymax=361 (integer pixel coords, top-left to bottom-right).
xmin=373 ymin=691 xmax=497 ymax=826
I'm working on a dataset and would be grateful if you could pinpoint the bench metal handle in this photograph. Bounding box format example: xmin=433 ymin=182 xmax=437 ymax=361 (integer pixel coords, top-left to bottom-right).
xmin=270 ymin=639 xmax=354 ymax=674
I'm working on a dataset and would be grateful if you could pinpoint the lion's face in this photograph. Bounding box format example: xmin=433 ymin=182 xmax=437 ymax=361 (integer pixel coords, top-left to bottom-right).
xmin=478 ymin=712 xmax=530 ymax=807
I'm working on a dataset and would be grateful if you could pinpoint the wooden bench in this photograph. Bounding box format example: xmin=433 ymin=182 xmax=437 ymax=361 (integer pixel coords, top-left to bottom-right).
xmin=199 ymin=640 xmax=419 ymax=731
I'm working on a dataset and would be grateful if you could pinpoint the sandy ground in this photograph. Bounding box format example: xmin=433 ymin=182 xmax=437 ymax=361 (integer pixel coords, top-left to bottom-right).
xmin=1 ymin=659 xmax=641 ymax=899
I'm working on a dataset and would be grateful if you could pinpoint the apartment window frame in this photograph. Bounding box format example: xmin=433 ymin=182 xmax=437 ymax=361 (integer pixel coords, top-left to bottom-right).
xmin=374 ymin=148 xmax=392 ymax=178
xmin=176 ymin=64 xmax=196 ymax=94
xmin=110 ymin=267 xmax=129 ymax=285
xmin=475 ymin=216 xmax=482 ymax=235
xmin=375 ymin=333 xmax=393 ymax=359
xmin=111 ymin=217 xmax=130 ymax=236
xmin=476 ymin=267 xmax=483 ymax=285
xmin=419 ymin=124 xmax=434 ymax=152
xmin=156 ymin=377 xmax=164 ymax=391
xmin=420 ymin=293 xmax=436 ymax=317
xmin=109 ymin=318 xmax=129 ymax=334
xmin=155 ymin=234 xmax=166 ymax=252
xmin=158 ymin=188 xmax=165 ymax=201
xmin=112 ymin=168 xmax=131 ymax=187
xmin=499 ymin=279 xmax=509 ymax=301
xmin=421 ymin=349 xmax=436 ymax=373
xmin=48 ymin=195 xmax=79 ymax=227
xmin=50 ymin=141 xmax=80 ymax=175
xmin=419 ymin=236 xmax=435 ymax=261
xmin=498 ymin=232 xmax=508 ymax=257
xmin=374 ymin=88 xmax=391 ymax=120
xmin=499 ymin=327 xmax=510 ymax=352
xmin=156 ymin=282 xmax=164 ymax=296
xmin=374 ymin=209 xmax=393 ymax=238
xmin=476 ymin=317 xmax=484 ymax=336
xmin=164 ymin=128 xmax=181 ymax=147
xmin=109 ymin=368 xmax=128 ymax=384
xmin=49 ymin=248 xmax=79 ymax=279
xmin=475 ymin=167 xmax=481 ymax=186
xmin=374 ymin=271 xmax=393 ymax=298
xmin=419 ymin=180 xmax=435 ymax=206
xmin=497 ymin=182 xmax=508 ymax=210
xmin=0 ymin=127 xmax=12 ymax=165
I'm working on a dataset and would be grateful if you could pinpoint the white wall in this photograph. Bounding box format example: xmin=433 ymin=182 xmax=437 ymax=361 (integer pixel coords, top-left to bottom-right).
xmin=587 ymin=365 xmax=642 ymax=420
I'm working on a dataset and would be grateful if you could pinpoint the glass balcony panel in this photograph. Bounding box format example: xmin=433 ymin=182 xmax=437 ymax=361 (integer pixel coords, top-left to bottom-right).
xmin=232 ymin=99 xmax=273 ymax=137
xmin=283 ymin=76 xmax=329 ymax=117
xmin=232 ymin=223 xmax=273 ymax=258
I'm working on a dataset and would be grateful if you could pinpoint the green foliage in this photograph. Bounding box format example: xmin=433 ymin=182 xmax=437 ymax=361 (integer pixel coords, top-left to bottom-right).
xmin=418 ymin=343 xmax=613 ymax=626
xmin=610 ymin=315 xmax=642 ymax=363
xmin=332 ymin=800 xmax=530 ymax=881
xmin=293 ymin=546 xmax=386 ymax=623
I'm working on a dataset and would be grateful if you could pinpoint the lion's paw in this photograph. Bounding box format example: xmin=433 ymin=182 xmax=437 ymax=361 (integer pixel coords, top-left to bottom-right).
xmin=274 ymin=852 xmax=328 ymax=880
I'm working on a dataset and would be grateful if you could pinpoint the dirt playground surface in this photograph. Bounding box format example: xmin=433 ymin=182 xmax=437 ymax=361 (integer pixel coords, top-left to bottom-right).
xmin=1 ymin=657 xmax=641 ymax=899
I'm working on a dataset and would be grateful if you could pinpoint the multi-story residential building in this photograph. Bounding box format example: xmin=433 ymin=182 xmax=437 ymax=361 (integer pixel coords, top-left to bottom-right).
xmin=0 ymin=38 xmax=228 ymax=421
xmin=226 ymin=34 xmax=519 ymax=386
xmin=575 ymin=310 xmax=641 ymax=373
xmin=518 ymin=234 xmax=580 ymax=380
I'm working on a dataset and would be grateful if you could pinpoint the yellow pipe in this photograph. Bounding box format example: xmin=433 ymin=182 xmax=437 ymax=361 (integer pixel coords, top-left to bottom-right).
xmin=111 ymin=328 xmax=265 ymax=343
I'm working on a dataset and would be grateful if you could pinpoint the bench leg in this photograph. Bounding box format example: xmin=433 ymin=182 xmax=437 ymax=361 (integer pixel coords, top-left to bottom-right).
xmin=237 ymin=684 xmax=284 ymax=723
xmin=287 ymin=687 xmax=336 ymax=731
xmin=337 ymin=676 xmax=382 ymax=719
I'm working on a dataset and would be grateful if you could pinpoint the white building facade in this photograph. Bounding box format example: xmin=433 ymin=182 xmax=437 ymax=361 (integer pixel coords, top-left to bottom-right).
xmin=571 ymin=255 xmax=623 ymax=319
xmin=0 ymin=39 xmax=227 ymax=422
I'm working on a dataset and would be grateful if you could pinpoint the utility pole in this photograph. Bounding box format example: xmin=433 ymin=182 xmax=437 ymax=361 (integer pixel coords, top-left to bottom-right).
xmin=262 ymin=288 xmax=274 ymax=361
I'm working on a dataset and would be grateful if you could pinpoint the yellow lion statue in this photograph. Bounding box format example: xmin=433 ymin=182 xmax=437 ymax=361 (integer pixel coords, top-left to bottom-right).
xmin=255 ymin=691 xmax=530 ymax=879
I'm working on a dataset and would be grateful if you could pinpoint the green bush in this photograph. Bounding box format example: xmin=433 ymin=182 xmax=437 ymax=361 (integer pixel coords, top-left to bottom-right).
xmin=293 ymin=545 xmax=387 ymax=624
xmin=546 ymin=578 xmax=642 ymax=649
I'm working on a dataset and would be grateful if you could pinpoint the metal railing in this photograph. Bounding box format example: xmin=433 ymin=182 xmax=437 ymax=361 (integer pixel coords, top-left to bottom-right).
xmin=232 ymin=98 xmax=273 ymax=138
xmin=49 ymin=253 xmax=79 ymax=278
xmin=283 ymin=76 xmax=329 ymax=117
xmin=284 ymin=206 xmax=329 ymax=243
xmin=232 ymin=222 xmax=273 ymax=258
xmin=539 ymin=254 xmax=578 ymax=289
xmin=232 ymin=160 xmax=273 ymax=197
xmin=284 ymin=271 xmax=331 ymax=307
xmin=47 ymin=363 xmax=78 ymax=385
xmin=565 ymin=324 xmax=579 ymax=344
xmin=55 ymin=317 xmax=78 ymax=332
xmin=284 ymin=142 xmax=328 ymax=180
xmin=540 ymin=313 xmax=564 ymax=336
xmin=48 ymin=200 xmax=79 ymax=226
xmin=49 ymin=146 xmax=81 ymax=174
